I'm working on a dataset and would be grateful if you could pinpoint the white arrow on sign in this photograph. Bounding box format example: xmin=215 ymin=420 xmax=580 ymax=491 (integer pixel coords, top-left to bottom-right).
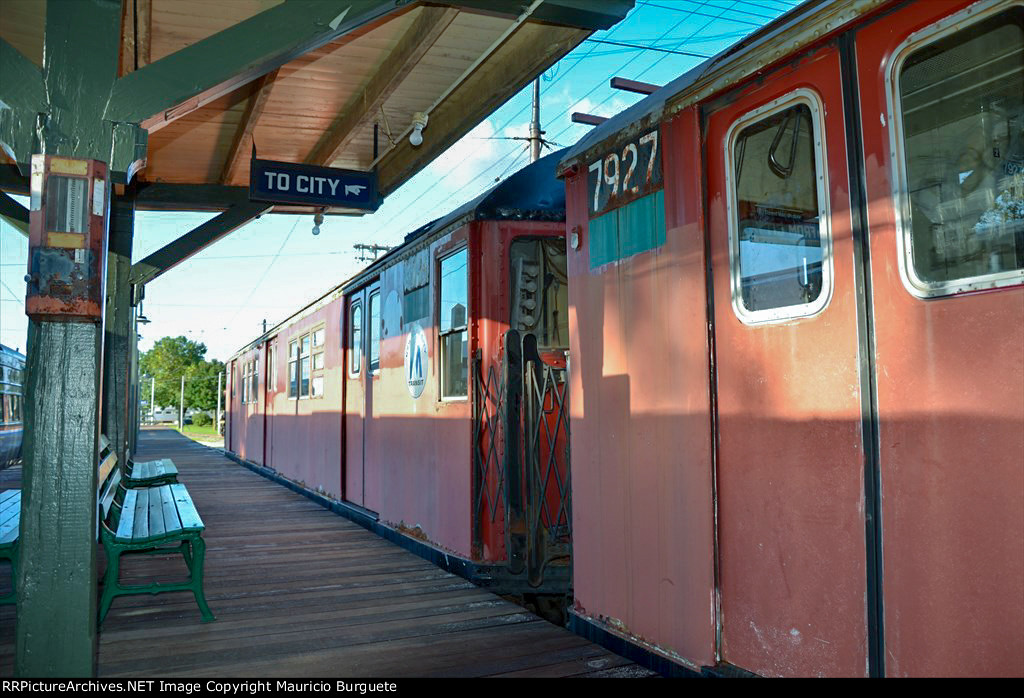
xmin=344 ymin=184 xmax=367 ymax=197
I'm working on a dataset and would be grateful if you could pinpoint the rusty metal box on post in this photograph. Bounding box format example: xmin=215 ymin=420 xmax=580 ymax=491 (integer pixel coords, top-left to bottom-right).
xmin=26 ymin=155 xmax=110 ymax=322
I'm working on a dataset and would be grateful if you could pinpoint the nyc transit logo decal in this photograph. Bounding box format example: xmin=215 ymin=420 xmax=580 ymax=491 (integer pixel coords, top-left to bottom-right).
xmin=404 ymin=323 xmax=428 ymax=399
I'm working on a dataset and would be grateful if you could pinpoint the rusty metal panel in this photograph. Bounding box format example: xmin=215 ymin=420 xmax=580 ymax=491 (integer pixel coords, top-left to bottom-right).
xmin=567 ymin=108 xmax=716 ymax=670
xmin=26 ymin=156 xmax=109 ymax=321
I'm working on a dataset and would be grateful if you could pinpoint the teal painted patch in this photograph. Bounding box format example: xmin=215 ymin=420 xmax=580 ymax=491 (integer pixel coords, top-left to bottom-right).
xmin=588 ymin=190 xmax=666 ymax=269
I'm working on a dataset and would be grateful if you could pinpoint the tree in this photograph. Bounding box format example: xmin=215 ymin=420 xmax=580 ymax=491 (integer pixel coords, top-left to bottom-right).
xmin=139 ymin=336 xmax=224 ymax=412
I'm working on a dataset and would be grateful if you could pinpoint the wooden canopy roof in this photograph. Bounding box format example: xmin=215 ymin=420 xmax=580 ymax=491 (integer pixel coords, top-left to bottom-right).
xmin=0 ymin=0 xmax=631 ymax=213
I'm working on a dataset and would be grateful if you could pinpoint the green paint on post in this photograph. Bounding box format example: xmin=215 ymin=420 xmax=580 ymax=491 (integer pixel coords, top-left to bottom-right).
xmin=588 ymin=190 xmax=666 ymax=269
xmin=103 ymin=195 xmax=136 ymax=468
xmin=16 ymin=322 xmax=102 ymax=677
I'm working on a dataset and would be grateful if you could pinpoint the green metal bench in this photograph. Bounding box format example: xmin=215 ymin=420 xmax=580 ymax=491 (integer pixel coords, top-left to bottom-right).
xmin=0 ymin=489 xmax=20 ymax=605
xmin=100 ymin=435 xmax=179 ymax=488
xmin=98 ymin=442 xmax=214 ymax=625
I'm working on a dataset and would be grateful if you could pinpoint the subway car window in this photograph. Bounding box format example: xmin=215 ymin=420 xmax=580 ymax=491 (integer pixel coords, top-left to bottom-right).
xmin=403 ymin=285 xmax=429 ymax=328
xmin=311 ymin=324 xmax=325 ymax=397
xmin=439 ymin=248 xmax=468 ymax=399
xmin=897 ymin=9 xmax=1024 ymax=294
xmin=300 ymin=334 xmax=311 ymax=397
xmin=510 ymin=238 xmax=569 ymax=349
xmin=288 ymin=340 xmax=299 ymax=397
xmin=250 ymin=359 xmax=258 ymax=402
xmin=350 ymin=302 xmax=362 ymax=376
xmin=369 ymin=291 xmax=381 ymax=374
xmin=729 ymin=95 xmax=830 ymax=323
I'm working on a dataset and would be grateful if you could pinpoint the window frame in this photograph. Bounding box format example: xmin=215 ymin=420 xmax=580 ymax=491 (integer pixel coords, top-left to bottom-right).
xmin=724 ymin=87 xmax=834 ymax=325
xmin=310 ymin=323 xmax=326 ymax=398
xmin=349 ymin=299 xmax=363 ymax=377
xmin=438 ymin=246 xmax=469 ymax=401
xmin=368 ymin=290 xmax=381 ymax=376
xmin=886 ymin=0 xmax=1024 ymax=299
xmin=288 ymin=325 xmax=325 ymax=400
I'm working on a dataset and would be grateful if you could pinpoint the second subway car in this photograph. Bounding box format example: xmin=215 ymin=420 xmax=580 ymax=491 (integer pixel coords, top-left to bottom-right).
xmin=227 ymin=150 xmax=573 ymax=597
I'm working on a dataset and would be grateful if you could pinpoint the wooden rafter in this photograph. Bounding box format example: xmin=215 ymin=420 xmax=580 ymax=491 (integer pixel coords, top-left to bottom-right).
xmin=305 ymin=6 xmax=458 ymax=167
xmin=120 ymin=0 xmax=153 ymax=75
xmin=376 ymin=22 xmax=588 ymax=197
xmin=221 ymin=69 xmax=279 ymax=185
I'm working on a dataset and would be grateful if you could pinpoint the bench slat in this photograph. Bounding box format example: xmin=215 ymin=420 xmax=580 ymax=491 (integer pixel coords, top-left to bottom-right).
xmin=117 ymin=488 xmax=138 ymax=540
xmin=132 ymin=488 xmax=150 ymax=539
xmin=0 ymin=491 xmax=20 ymax=546
xmin=135 ymin=459 xmax=177 ymax=480
xmin=147 ymin=486 xmax=165 ymax=538
xmin=171 ymin=484 xmax=204 ymax=531
xmin=159 ymin=486 xmax=182 ymax=536
xmin=0 ymin=491 xmax=20 ymax=523
xmin=99 ymin=467 xmax=121 ymax=521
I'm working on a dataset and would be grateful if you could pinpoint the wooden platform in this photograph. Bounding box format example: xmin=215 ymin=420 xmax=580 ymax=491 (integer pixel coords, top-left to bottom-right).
xmin=0 ymin=429 xmax=653 ymax=678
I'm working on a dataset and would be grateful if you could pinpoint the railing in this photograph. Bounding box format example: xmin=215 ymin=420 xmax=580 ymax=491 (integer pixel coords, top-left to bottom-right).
xmin=472 ymin=329 xmax=571 ymax=587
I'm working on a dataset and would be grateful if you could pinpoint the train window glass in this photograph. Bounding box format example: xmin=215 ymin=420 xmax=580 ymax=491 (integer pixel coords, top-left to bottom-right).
xmin=510 ymin=238 xmax=569 ymax=349
xmin=268 ymin=346 xmax=276 ymax=393
xmin=350 ymin=302 xmax=362 ymax=376
xmin=250 ymin=359 xmax=258 ymax=403
xmin=288 ymin=341 xmax=300 ymax=398
xmin=439 ymin=248 xmax=468 ymax=399
xmin=299 ymin=337 xmax=311 ymax=398
xmin=369 ymin=291 xmax=381 ymax=374
xmin=894 ymin=8 xmax=1024 ymax=296
xmin=310 ymin=323 xmax=326 ymax=398
xmin=240 ymin=362 xmax=247 ymax=404
xmin=727 ymin=91 xmax=831 ymax=324
xmin=403 ymin=285 xmax=429 ymax=328
xmin=1 ymin=395 xmax=8 ymax=425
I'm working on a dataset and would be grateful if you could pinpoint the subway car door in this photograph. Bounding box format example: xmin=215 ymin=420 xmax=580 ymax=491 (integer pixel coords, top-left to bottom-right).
xmin=705 ymin=44 xmax=870 ymax=676
xmin=855 ymin=0 xmax=1023 ymax=677
xmin=264 ymin=339 xmax=276 ymax=468
xmin=344 ymin=294 xmax=366 ymax=506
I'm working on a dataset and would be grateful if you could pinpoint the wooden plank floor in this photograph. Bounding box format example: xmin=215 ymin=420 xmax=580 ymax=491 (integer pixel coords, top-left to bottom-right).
xmin=0 ymin=429 xmax=653 ymax=678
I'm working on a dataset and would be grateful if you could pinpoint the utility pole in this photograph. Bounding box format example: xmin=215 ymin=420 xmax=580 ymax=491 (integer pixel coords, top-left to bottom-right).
xmin=179 ymin=376 xmax=185 ymax=431
xmin=353 ymin=243 xmax=392 ymax=263
xmin=216 ymin=371 xmax=222 ymax=436
xmin=529 ymin=77 xmax=543 ymax=163
xmin=150 ymin=375 xmax=155 ymax=425
xmin=262 ymin=318 xmax=267 ymax=334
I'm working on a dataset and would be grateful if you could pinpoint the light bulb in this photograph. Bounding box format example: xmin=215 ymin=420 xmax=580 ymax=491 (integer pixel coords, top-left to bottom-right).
xmin=410 ymin=124 xmax=424 ymax=147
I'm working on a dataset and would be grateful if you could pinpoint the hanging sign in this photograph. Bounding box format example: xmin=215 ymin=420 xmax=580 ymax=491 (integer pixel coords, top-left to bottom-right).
xmin=404 ymin=323 xmax=428 ymax=399
xmin=249 ymin=159 xmax=380 ymax=211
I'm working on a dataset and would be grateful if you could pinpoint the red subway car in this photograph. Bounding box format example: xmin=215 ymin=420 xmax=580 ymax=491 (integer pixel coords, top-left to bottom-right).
xmin=227 ymin=151 xmax=573 ymax=597
xmin=558 ymin=0 xmax=1022 ymax=678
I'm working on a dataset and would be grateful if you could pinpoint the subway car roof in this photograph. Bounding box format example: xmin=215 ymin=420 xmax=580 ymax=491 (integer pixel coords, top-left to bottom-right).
xmin=558 ymin=0 xmax=886 ymax=175
xmin=343 ymin=145 xmax=567 ymax=291
xmin=229 ymin=148 xmax=567 ymax=359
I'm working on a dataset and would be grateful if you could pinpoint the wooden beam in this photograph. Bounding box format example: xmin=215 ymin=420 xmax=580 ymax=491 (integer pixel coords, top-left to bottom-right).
xmin=105 ymin=0 xmax=406 ymax=132
xmin=130 ymin=202 xmax=272 ymax=287
xmin=119 ymin=0 xmax=153 ymax=75
xmin=0 ymin=38 xmax=46 ymax=168
xmin=306 ymin=6 xmax=458 ymax=167
xmin=439 ymin=0 xmax=633 ymax=31
xmin=0 ymin=190 xmax=29 ymax=237
xmin=376 ymin=22 xmax=589 ymax=197
xmin=221 ymin=69 xmax=279 ymax=185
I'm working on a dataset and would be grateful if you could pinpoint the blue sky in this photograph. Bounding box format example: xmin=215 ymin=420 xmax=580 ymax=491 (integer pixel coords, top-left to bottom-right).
xmin=0 ymin=0 xmax=801 ymax=362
